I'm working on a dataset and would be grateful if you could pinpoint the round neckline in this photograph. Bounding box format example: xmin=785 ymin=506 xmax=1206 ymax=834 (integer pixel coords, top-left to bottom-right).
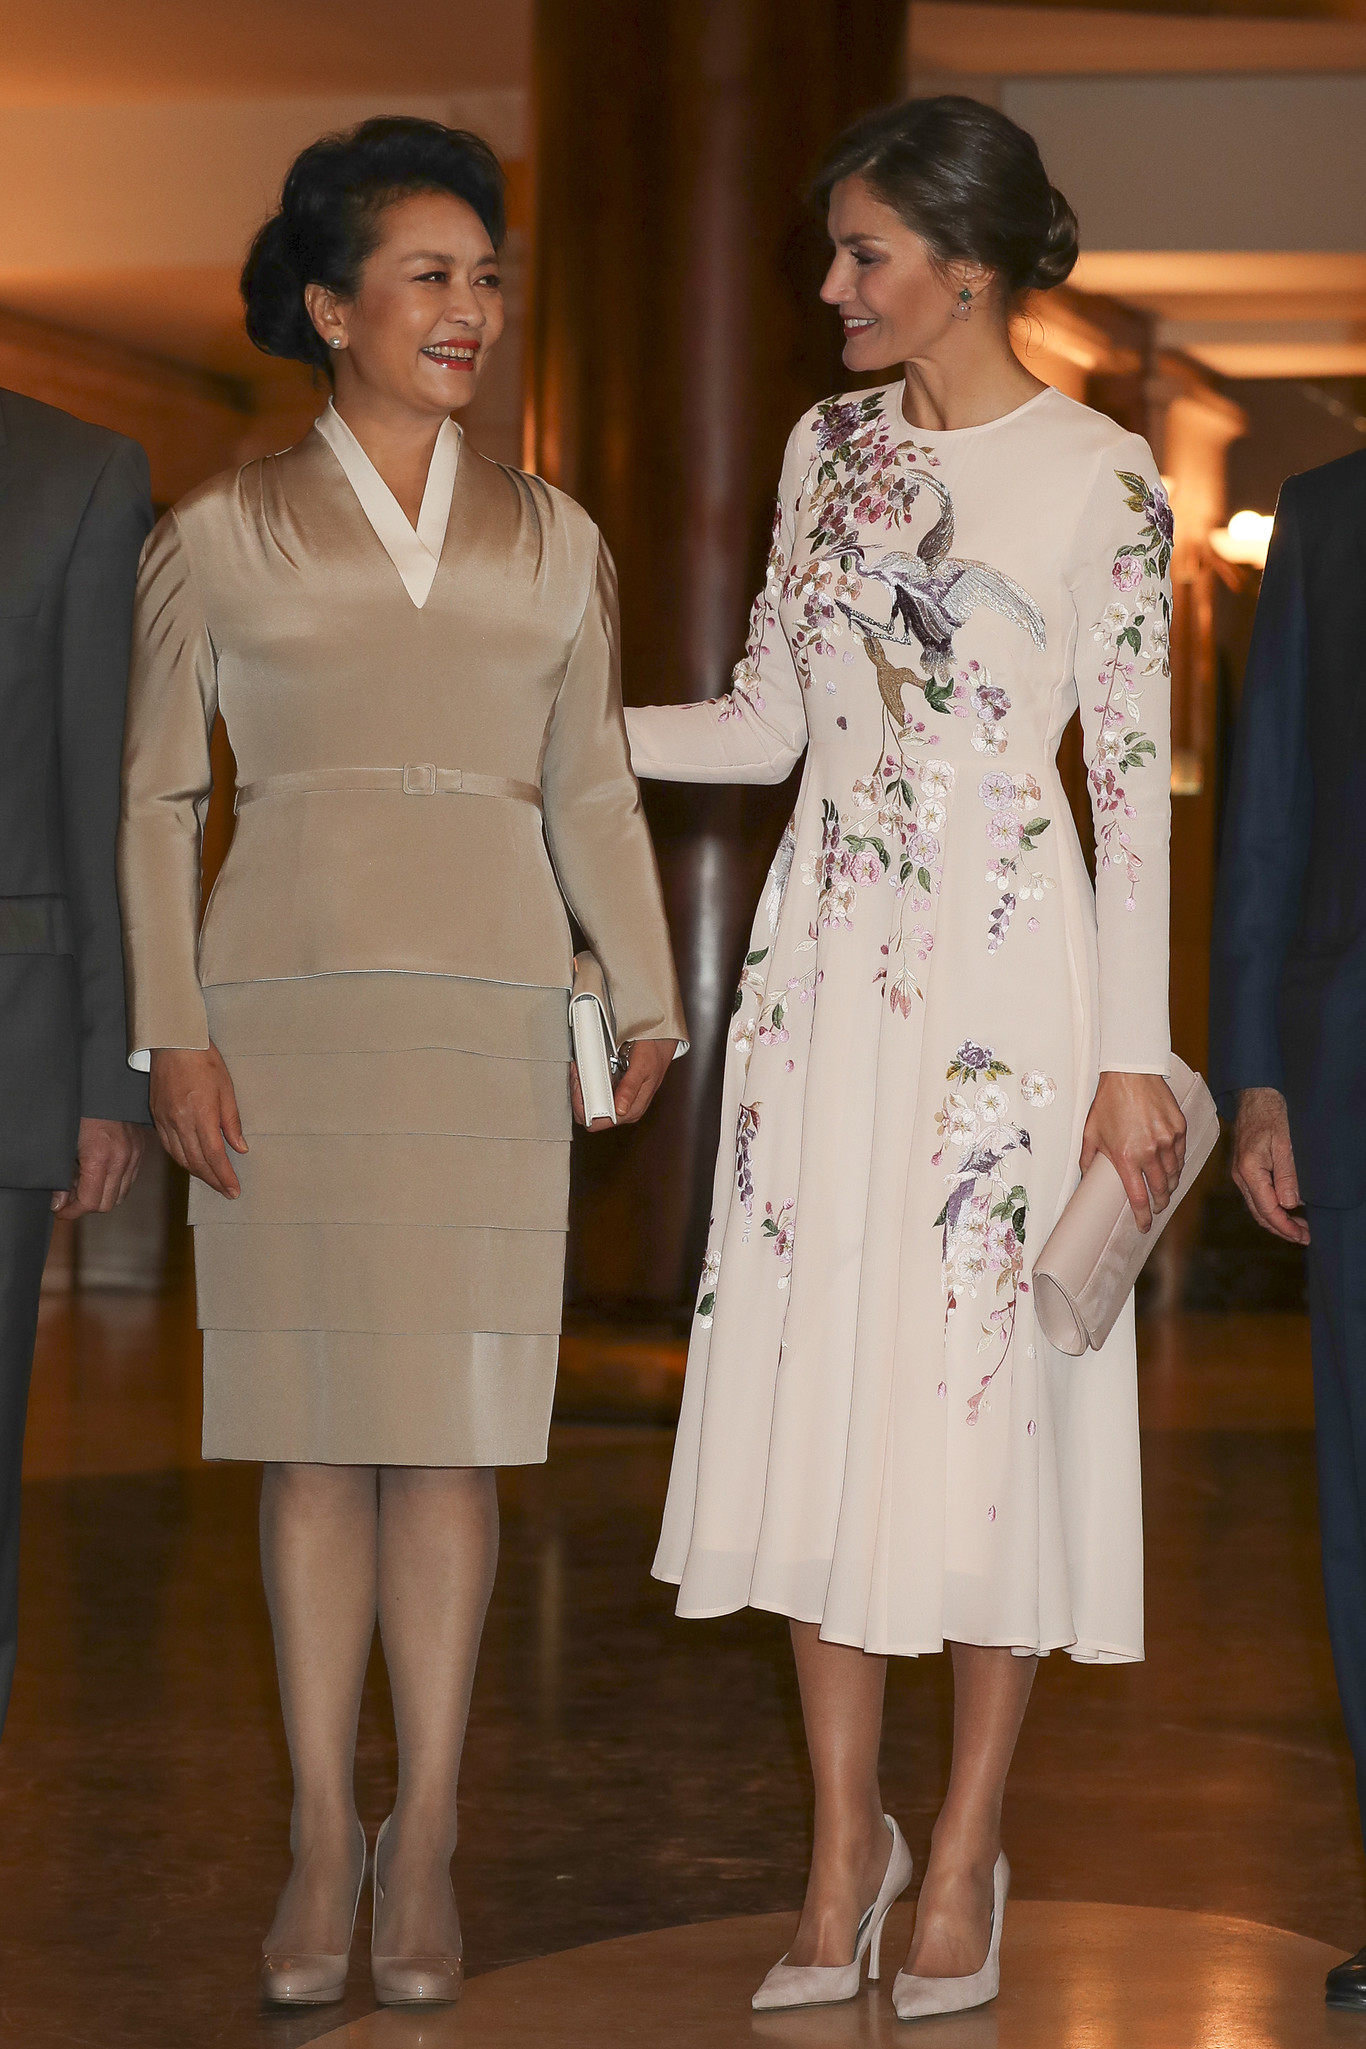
xmin=887 ymin=381 xmax=1058 ymax=441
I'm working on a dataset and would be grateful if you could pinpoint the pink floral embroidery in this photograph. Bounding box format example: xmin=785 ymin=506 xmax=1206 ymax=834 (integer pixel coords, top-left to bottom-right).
xmin=932 ymin=1043 xmax=1034 ymax=1425
xmin=982 ymin=772 xmax=1054 ymax=953
xmin=1088 ymin=472 xmax=1171 ymax=909
xmin=777 ymin=393 xmax=941 ymax=690
xmin=717 ymin=502 xmax=783 ymax=722
xmin=762 ymin=1197 xmax=796 ymax=1287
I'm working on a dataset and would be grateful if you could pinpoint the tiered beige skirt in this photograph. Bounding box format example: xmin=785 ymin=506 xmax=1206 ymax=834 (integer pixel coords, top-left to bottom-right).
xmin=192 ymin=974 xmax=571 ymax=1466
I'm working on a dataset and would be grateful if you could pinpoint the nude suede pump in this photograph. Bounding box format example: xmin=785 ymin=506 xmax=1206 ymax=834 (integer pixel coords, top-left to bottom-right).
xmin=751 ymin=1814 xmax=913 ymax=2012
xmin=893 ymin=1850 xmax=1009 ymax=2020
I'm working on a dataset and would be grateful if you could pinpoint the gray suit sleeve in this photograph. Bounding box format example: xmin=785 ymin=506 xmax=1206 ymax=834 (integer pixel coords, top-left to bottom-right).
xmin=59 ymin=436 xmax=155 ymax=1122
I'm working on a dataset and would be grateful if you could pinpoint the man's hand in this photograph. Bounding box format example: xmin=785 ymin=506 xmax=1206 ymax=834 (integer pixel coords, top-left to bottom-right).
xmin=571 ymin=1039 xmax=678 ymax=1131
xmin=53 ymin=1117 xmax=150 ymax=1220
xmin=1231 ymin=1086 xmax=1309 ymax=1245
xmin=150 ymin=1046 xmax=248 ymax=1197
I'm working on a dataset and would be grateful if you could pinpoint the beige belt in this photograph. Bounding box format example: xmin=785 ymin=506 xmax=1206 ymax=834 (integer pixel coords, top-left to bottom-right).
xmin=235 ymin=764 xmax=543 ymax=812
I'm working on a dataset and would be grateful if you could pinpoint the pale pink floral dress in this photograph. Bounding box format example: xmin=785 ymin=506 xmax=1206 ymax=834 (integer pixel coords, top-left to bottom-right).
xmin=627 ymin=382 xmax=1172 ymax=1662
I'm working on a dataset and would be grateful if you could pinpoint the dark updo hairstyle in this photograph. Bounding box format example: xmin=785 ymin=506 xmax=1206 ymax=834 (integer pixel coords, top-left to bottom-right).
xmin=241 ymin=115 xmax=506 ymax=373
xmin=813 ymin=95 xmax=1078 ymax=303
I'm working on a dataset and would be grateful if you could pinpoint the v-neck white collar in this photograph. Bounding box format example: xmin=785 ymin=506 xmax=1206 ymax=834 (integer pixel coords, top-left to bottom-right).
xmin=315 ymin=402 xmax=462 ymax=609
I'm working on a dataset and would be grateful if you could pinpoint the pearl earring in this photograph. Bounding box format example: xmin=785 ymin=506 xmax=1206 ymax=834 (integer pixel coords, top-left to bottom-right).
xmin=329 ymin=337 xmax=344 ymax=349
xmin=952 ymin=287 xmax=973 ymax=322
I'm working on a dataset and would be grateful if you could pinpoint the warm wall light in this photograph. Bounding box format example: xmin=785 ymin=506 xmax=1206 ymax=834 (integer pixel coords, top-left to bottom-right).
xmin=1171 ymin=749 xmax=1205 ymax=797
xmin=1209 ymin=509 xmax=1274 ymax=568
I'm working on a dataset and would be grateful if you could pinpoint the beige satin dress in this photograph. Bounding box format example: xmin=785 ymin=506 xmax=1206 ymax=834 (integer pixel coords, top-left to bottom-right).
xmin=119 ymin=406 xmax=685 ymax=1466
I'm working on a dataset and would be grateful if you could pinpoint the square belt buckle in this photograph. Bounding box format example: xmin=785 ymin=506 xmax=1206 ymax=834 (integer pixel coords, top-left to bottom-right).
xmin=402 ymin=762 xmax=438 ymax=795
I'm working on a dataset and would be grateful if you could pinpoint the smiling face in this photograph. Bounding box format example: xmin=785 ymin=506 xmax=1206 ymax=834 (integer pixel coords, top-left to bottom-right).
xmin=821 ymin=173 xmax=988 ymax=372
xmin=304 ymin=188 xmax=504 ymax=421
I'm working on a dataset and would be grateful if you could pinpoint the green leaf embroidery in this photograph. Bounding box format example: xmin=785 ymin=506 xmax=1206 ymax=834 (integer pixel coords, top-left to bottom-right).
xmin=845 ymin=833 xmax=891 ymax=869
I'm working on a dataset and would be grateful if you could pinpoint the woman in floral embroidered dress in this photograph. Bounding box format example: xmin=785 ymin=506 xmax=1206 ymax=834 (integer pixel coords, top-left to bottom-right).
xmin=627 ymin=98 xmax=1186 ymax=2020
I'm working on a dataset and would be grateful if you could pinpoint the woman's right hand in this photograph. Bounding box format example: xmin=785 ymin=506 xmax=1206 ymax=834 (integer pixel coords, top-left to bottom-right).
xmin=149 ymin=1046 xmax=248 ymax=1197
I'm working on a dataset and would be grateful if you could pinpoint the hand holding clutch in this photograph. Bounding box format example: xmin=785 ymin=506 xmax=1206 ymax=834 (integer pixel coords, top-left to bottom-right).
xmin=570 ymin=953 xmax=621 ymax=1127
xmin=1080 ymin=1070 xmax=1188 ymax=1230
xmin=1034 ymin=1058 xmax=1220 ymax=1355
xmin=569 ymin=952 xmax=679 ymax=1130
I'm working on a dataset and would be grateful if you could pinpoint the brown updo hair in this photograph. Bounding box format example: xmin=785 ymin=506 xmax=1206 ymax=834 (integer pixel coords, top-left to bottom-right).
xmin=813 ymin=95 xmax=1079 ymax=302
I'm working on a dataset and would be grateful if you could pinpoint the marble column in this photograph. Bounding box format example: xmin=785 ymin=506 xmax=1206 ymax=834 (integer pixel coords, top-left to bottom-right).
xmin=533 ymin=0 xmax=908 ymax=1314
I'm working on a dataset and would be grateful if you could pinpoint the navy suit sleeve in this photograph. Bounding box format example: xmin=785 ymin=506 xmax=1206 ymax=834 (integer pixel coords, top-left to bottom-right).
xmin=58 ymin=436 xmax=155 ymax=1123
xmin=1208 ymin=482 xmax=1312 ymax=1115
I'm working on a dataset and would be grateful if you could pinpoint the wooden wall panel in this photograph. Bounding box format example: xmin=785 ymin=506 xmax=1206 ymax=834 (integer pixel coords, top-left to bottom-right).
xmin=533 ymin=0 xmax=908 ymax=1317
xmin=0 ymin=305 xmax=253 ymax=504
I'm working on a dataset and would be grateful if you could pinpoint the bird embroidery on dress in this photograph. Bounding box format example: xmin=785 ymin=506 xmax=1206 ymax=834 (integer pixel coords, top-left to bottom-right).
xmin=832 ymin=475 xmax=1046 ymax=722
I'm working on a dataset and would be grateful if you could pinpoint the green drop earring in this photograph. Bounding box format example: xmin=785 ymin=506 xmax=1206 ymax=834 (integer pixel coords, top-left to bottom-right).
xmin=953 ymin=286 xmax=974 ymax=322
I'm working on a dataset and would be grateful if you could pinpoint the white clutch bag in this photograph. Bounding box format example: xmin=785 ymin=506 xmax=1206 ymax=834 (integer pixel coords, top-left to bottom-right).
xmin=1032 ymin=1055 xmax=1221 ymax=1356
xmin=570 ymin=952 xmax=620 ymax=1127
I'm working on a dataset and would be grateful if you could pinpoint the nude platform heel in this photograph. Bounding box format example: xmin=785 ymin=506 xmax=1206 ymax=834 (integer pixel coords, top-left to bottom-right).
xmin=892 ymin=1850 xmax=1009 ymax=2020
xmin=752 ymin=1814 xmax=913 ymax=2012
xmin=259 ymin=1816 xmax=368 ymax=2005
xmin=370 ymin=1813 xmax=463 ymax=2006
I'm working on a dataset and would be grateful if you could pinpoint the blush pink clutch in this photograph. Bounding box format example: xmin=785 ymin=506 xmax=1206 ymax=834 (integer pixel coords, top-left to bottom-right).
xmin=1032 ymin=1056 xmax=1221 ymax=1355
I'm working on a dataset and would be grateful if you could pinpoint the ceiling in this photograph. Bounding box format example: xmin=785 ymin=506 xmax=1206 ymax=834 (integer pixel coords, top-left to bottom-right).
xmin=0 ymin=2 xmax=531 ymax=396
xmin=911 ymin=0 xmax=1366 ymax=73
xmin=1 ymin=1 xmax=1364 ymax=399
xmin=911 ymin=3 xmax=1366 ymax=380
xmin=0 ymin=0 xmax=530 ymax=99
xmin=1072 ymin=252 xmax=1366 ymax=377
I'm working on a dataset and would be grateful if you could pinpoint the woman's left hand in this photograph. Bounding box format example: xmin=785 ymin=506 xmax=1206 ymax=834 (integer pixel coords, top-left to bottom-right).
xmin=1080 ymin=1070 xmax=1187 ymax=1233
xmin=571 ymin=1039 xmax=678 ymax=1131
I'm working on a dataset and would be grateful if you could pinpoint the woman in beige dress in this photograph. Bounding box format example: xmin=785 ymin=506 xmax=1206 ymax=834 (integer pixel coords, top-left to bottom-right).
xmin=627 ymin=98 xmax=1184 ymax=2018
xmin=118 ymin=118 xmax=684 ymax=2007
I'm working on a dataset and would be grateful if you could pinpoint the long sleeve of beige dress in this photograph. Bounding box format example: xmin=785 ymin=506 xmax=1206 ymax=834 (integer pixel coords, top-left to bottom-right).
xmin=119 ymin=417 xmax=686 ymax=1466
xmin=626 ymin=381 xmax=1171 ymax=1662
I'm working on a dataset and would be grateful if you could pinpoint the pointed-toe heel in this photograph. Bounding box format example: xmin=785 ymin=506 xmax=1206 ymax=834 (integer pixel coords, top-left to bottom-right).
xmin=892 ymin=1850 xmax=1009 ymax=2021
xmin=370 ymin=1814 xmax=464 ymax=2007
xmin=371 ymin=1953 xmax=464 ymax=2005
xmin=752 ymin=1814 xmax=913 ymax=2013
xmin=259 ymin=1817 xmax=368 ymax=2006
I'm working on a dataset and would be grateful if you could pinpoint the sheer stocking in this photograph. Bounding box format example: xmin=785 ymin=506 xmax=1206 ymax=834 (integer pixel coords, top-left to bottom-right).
xmin=260 ymin=1463 xmax=377 ymax=1955
xmin=372 ymin=1466 xmax=499 ymax=1959
xmin=257 ymin=1462 xmax=499 ymax=1964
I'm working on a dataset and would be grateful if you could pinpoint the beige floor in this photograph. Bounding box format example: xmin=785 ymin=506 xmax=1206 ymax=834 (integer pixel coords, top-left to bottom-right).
xmin=316 ymin=1901 xmax=1353 ymax=2047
